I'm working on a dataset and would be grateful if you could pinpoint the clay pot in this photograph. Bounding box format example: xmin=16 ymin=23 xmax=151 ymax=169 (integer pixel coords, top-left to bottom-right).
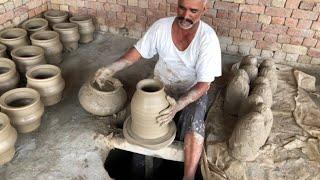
xmin=259 ymin=59 xmax=274 ymax=69
xmin=26 ymin=65 xmax=65 ymax=106
xmin=0 ymin=88 xmax=44 ymax=133
xmin=240 ymin=64 xmax=258 ymax=83
xmin=53 ymin=23 xmax=80 ymax=52
xmin=259 ymin=66 xmax=278 ymax=94
xmin=78 ymin=77 xmax=127 ymax=116
xmin=252 ymin=77 xmax=273 ymax=108
xmin=70 ymin=15 xmax=95 ymax=43
xmin=30 ymin=31 xmax=63 ymax=65
xmin=123 ymin=79 xmax=176 ymax=150
xmin=0 ymin=28 xmax=28 ymax=51
xmin=0 ymin=58 xmax=19 ymax=95
xmin=22 ymin=18 xmax=49 ymax=35
xmin=0 ymin=43 xmax=8 ymax=58
xmin=240 ymin=55 xmax=258 ymax=67
xmin=44 ymin=10 xmax=68 ymax=28
xmin=0 ymin=112 xmax=17 ymax=165
xmin=11 ymin=45 xmax=46 ymax=75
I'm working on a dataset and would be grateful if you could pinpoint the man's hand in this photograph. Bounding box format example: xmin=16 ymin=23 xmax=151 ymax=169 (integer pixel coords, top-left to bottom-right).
xmin=94 ymin=67 xmax=114 ymax=88
xmin=156 ymin=96 xmax=178 ymax=126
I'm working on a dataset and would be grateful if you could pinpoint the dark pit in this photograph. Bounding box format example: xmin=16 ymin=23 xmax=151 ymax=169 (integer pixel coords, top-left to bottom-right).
xmin=7 ymin=98 xmax=34 ymax=107
xmin=0 ymin=67 xmax=10 ymax=74
xmin=141 ymin=85 xmax=160 ymax=92
xmin=33 ymin=73 xmax=54 ymax=79
xmin=92 ymin=81 xmax=115 ymax=92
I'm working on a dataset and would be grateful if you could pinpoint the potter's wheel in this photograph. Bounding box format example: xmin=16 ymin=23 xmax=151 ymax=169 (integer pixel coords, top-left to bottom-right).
xmin=123 ymin=116 xmax=176 ymax=150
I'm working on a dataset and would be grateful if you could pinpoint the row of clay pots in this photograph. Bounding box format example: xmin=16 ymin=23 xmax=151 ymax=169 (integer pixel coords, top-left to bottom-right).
xmin=0 ymin=112 xmax=17 ymax=165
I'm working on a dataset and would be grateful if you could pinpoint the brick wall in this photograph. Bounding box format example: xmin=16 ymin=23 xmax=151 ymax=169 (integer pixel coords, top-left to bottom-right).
xmin=0 ymin=0 xmax=48 ymax=30
xmin=43 ymin=1 xmax=320 ymax=64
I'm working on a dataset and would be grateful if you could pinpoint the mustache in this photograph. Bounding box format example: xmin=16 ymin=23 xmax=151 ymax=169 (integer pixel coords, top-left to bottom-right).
xmin=177 ymin=16 xmax=193 ymax=24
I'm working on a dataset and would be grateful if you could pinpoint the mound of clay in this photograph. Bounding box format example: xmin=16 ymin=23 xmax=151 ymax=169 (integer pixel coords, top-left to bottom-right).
xmin=259 ymin=66 xmax=278 ymax=94
xmin=251 ymin=77 xmax=273 ymax=108
xmin=240 ymin=55 xmax=258 ymax=67
xmin=238 ymin=94 xmax=264 ymax=117
xmin=240 ymin=65 xmax=258 ymax=83
xmin=224 ymin=69 xmax=250 ymax=116
xmin=228 ymin=103 xmax=273 ymax=161
xmin=259 ymin=59 xmax=274 ymax=69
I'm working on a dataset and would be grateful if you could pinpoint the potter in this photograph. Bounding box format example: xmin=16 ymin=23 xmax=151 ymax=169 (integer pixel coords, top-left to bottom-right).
xmin=94 ymin=0 xmax=221 ymax=179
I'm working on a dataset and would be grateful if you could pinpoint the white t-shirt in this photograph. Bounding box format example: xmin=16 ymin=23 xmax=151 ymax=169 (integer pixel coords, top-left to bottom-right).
xmin=134 ymin=17 xmax=221 ymax=98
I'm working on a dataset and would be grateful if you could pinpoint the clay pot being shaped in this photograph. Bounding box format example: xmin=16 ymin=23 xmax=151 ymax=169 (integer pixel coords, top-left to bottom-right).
xmin=53 ymin=23 xmax=80 ymax=52
xmin=0 ymin=43 xmax=8 ymax=58
xmin=0 ymin=28 xmax=28 ymax=51
xmin=22 ymin=18 xmax=49 ymax=35
xmin=70 ymin=15 xmax=95 ymax=44
xmin=30 ymin=31 xmax=63 ymax=65
xmin=78 ymin=77 xmax=127 ymax=116
xmin=11 ymin=45 xmax=46 ymax=75
xmin=44 ymin=10 xmax=68 ymax=28
xmin=0 ymin=88 xmax=44 ymax=133
xmin=0 ymin=58 xmax=19 ymax=95
xmin=26 ymin=65 xmax=65 ymax=106
xmin=0 ymin=112 xmax=17 ymax=165
xmin=123 ymin=79 xmax=176 ymax=150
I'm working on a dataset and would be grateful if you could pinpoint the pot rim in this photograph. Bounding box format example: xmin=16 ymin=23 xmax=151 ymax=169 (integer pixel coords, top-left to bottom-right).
xmin=44 ymin=10 xmax=68 ymax=19
xmin=30 ymin=31 xmax=59 ymax=43
xmin=26 ymin=64 xmax=61 ymax=82
xmin=136 ymin=79 xmax=164 ymax=95
xmin=0 ymin=58 xmax=16 ymax=78
xmin=22 ymin=18 xmax=49 ymax=32
xmin=0 ymin=88 xmax=40 ymax=111
xmin=69 ymin=15 xmax=92 ymax=23
xmin=52 ymin=23 xmax=78 ymax=31
xmin=11 ymin=45 xmax=44 ymax=60
xmin=89 ymin=78 xmax=122 ymax=95
xmin=0 ymin=43 xmax=6 ymax=52
xmin=0 ymin=28 xmax=27 ymax=41
xmin=0 ymin=112 xmax=10 ymax=134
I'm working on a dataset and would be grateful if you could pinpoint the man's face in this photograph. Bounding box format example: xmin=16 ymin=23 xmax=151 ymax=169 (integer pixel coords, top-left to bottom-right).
xmin=177 ymin=0 xmax=207 ymax=30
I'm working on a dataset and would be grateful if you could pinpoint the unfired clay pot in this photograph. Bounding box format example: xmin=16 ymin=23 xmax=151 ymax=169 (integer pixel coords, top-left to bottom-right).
xmin=0 ymin=58 xmax=19 ymax=95
xmin=44 ymin=10 xmax=68 ymax=28
xmin=240 ymin=64 xmax=258 ymax=83
xmin=252 ymin=77 xmax=273 ymax=108
xmin=123 ymin=79 xmax=176 ymax=150
xmin=0 ymin=88 xmax=44 ymax=133
xmin=259 ymin=66 xmax=278 ymax=94
xmin=30 ymin=31 xmax=63 ymax=65
xmin=52 ymin=23 xmax=80 ymax=52
xmin=0 ymin=28 xmax=28 ymax=51
xmin=11 ymin=45 xmax=46 ymax=75
xmin=0 ymin=112 xmax=17 ymax=165
xmin=22 ymin=18 xmax=49 ymax=35
xmin=259 ymin=59 xmax=275 ymax=69
xmin=26 ymin=64 xmax=65 ymax=106
xmin=240 ymin=55 xmax=258 ymax=67
xmin=69 ymin=15 xmax=95 ymax=43
xmin=0 ymin=43 xmax=7 ymax=57
xmin=78 ymin=77 xmax=127 ymax=116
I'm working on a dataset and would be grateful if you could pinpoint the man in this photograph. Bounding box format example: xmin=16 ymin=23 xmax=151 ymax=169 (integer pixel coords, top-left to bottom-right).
xmin=94 ymin=0 xmax=221 ymax=179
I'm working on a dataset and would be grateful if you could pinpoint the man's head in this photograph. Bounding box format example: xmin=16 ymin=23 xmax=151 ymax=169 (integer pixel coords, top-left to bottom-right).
xmin=177 ymin=0 xmax=208 ymax=30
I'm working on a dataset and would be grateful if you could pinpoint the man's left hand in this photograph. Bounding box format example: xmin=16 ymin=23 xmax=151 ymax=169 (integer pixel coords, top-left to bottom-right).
xmin=156 ymin=96 xmax=178 ymax=126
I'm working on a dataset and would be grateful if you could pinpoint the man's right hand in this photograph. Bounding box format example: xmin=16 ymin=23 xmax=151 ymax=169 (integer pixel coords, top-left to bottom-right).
xmin=94 ymin=67 xmax=114 ymax=87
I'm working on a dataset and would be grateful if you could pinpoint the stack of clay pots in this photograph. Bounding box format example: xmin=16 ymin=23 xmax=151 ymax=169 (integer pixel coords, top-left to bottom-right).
xmin=123 ymin=79 xmax=176 ymax=150
xmin=30 ymin=31 xmax=63 ymax=65
xmin=70 ymin=15 xmax=95 ymax=43
xmin=0 ymin=28 xmax=29 ymax=51
xmin=0 ymin=58 xmax=19 ymax=95
xmin=0 ymin=43 xmax=7 ymax=57
xmin=53 ymin=23 xmax=80 ymax=52
xmin=44 ymin=10 xmax=68 ymax=28
xmin=0 ymin=112 xmax=17 ymax=165
xmin=22 ymin=18 xmax=49 ymax=35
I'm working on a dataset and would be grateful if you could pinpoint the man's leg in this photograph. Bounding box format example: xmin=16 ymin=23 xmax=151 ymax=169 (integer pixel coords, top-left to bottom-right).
xmin=176 ymin=95 xmax=208 ymax=180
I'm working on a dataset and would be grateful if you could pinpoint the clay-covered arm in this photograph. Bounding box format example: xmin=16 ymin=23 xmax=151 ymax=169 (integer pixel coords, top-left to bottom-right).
xmin=157 ymin=82 xmax=210 ymax=126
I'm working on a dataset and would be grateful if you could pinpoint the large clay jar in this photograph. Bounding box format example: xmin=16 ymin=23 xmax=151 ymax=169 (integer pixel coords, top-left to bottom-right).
xmin=78 ymin=77 xmax=127 ymax=116
xmin=30 ymin=31 xmax=63 ymax=65
xmin=11 ymin=45 xmax=46 ymax=75
xmin=26 ymin=64 xmax=65 ymax=106
xmin=0 ymin=88 xmax=44 ymax=133
xmin=0 ymin=43 xmax=8 ymax=57
xmin=0 ymin=28 xmax=28 ymax=51
xmin=240 ymin=55 xmax=258 ymax=67
xmin=70 ymin=15 xmax=95 ymax=43
xmin=123 ymin=79 xmax=176 ymax=150
xmin=22 ymin=18 xmax=49 ymax=35
xmin=0 ymin=112 xmax=17 ymax=165
xmin=53 ymin=23 xmax=80 ymax=52
xmin=0 ymin=58 xmax=19 ymax=95
xmin=44 ymin=10 xmax=68 ymax=28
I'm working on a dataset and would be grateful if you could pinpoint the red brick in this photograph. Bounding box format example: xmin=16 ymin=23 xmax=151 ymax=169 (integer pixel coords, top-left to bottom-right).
xmin=239 ymin=4 xmax=265 ymax=14
xmin=253 ymin=31 xmax=265 ymax=40
xmin=316 ymin=41 xmax=320 ymax=48
xmin=308 ymin=48 xmax=320 ymax=58
xmin=136 ymin=15 xmax=147 ymax=24
xmin=217 ymin=26 xmax=230 ymax=36
xmin=297 ymin=20 xmax=312 ymax=29
xmin=241 ymin=12 xmax=258 ymax=22
xmin=125 ymin=6 xmax=146 ymax=16
xmin=299 ymin=2 xmax=315 ymax=10
xmin=278 ymin=34 xmax=291 ymax=43
xmin=126 ymin=21 xmax=145 ymax=31
xmin=290 ymin=36 xmax=303 ymax=45
xmin=259 ymin=0 xmax=271 ymax=6
xmin=287 ymin=27 xmax=315 ymax=38
xmin=237 ymin=21 xmax=262 ymax=31
xmin=212 ymin=17 xmax=237 ymax=28
xmin=311 ymin=21 xmax=320 ymax=31
xmin=285 ymin=18 xmax=298 ymax=27
xmin=110 ymin=4 xmax=124 ymax=12
xmin=216 ymin=10 xmax=228 ymax=19
xmin=28 ymin=10 xmax=35 ymax=18
xmin=14 ymin=5 xmax=28 ymax=16
xmin=302 ymin=38 xmax=317 ymax=47
xmin=314 ymin=3 xmax=320 ymax=12
xmin=0 ymin=10 xmax=13 ymax=24
xmin=247 ymin=0 xmax=259 ymax=4
xmin=229 ymin=12 xmax=241 ymax=21
xmin=292 ymin=9 xmax=319 ymax=20
xmin=230 ymin=28 xmax=242 ymax=37
xmin=271 ymin=17 xmax=285 ymax=24
xmin=265 ymin=7 xmax=292 ymax=17
xmin=262 ymin=24 xmax=288 ymax=34
xmin=241 ymin=30 xmax=253 ymax=39
xmin=256 ymin=40 xmax=281 ymax=50
xmin=214 ymin=2 xmax=239 ymax=12
xmin=264 ymin=33 xmax=277 ymax=42
xmin=285 ymin=0 xmax=301 ymax=9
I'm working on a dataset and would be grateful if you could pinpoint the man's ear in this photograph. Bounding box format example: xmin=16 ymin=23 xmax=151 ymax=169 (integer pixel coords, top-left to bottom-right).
xmin=203 ymin=3 xmax=208 ymax=13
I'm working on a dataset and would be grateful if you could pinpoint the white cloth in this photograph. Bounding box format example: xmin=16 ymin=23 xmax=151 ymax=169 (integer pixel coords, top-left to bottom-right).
xmin=134 ymin=17 xmax=221 ymax=97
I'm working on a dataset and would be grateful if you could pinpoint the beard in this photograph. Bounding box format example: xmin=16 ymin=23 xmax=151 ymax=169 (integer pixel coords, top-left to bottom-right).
xmin=177 ymin=16 xmax=194 ymax=29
